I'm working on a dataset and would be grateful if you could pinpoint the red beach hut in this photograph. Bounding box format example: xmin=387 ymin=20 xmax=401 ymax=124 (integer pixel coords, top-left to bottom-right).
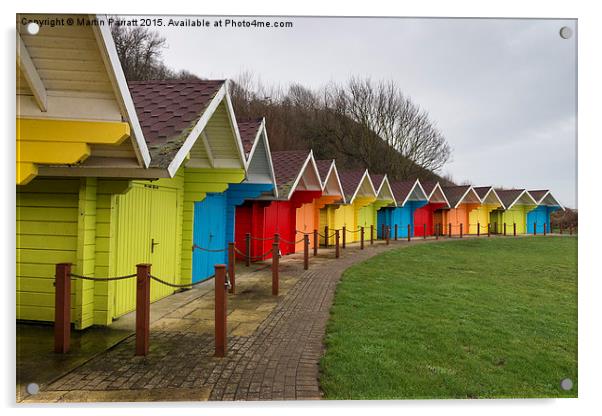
xmin=413 ymin=181 xmax=450 ymax=236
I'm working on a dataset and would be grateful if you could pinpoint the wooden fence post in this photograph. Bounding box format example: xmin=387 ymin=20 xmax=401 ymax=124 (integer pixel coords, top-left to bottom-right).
xmin=381 ymin=224 xmax=385 ymax=241
xmin=435 ymin=224 xmax=439 ymax=240
xmin=324 ymin=225 xmax=329 ymax=248
xmin=533 ymin=222 xmax=537 ymax=236
xmin=423 ymin=223 xmax=426 ymax=239
xmin=503 ymin=223 xmax=507 ymax=236
xmin=360 ymin=227 xmax=365 ymax=250
xmin=513 ymin=223 xmax=517 ymax=237
xmin=407 ymin=224 xmax=411 ymax=242
xmin=342 ymin=226 xmax=346 ymax=249
xmin=136 ymin=263 xmax=151 ymax=356
xmin=228 ymin=242 xmax=236 ymax=294
xmin=245 ymin=232 xmax=251 ymax=267
xmin=487 ymin=223 xmax=491 ymax=237
xmin=543 ymin=223 xmax=547 ymax=236
xmin=386 ymin=226 xmax=390 ymax=245
xmin=559 ymin=223 xmax=563 ymax=234
xmin=370 ymin=225 xmax=374 ymax=245
xmin=313 ymin=229 xmax=318 ymax=256
xmin=303 ymin=234 xmax=309 ymax=270
xmin=272 ymin=234 xmax=279 ymax=296
xmin=335 ymin=229 xmax=340 ymax=258
xmin=448 ymin=223 xmax=452 ymax=238
xmin=54 ymin=263 xmax=72 ymax=354
xmin=214 ymin=264 xmax=227 ymax=357
xmin=477 ymin=222 xmax=480 ymax=237
xmin=569 ymin=225 xmax=573 ymax=235
xmin=460 ymin=223 xmax=463 ymax=238
xmin=394 ymin=224 xmax=398 ymax=241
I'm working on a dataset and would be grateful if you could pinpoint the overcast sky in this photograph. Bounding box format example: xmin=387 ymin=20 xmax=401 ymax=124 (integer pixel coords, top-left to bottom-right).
xmin=149 ymin=16 xmax=577 ymax=208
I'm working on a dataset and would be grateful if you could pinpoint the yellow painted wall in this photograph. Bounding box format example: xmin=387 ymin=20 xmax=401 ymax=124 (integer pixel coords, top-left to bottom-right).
xmin=468 ymin=204 xmax=500 ymax=234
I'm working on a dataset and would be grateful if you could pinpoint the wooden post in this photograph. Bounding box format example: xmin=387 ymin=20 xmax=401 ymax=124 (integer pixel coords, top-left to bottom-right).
xmin=423 ymin=223 xmax=426 ymax=239
xmin=559 ymin=223 xmax=563 ymax=234
xmin=513 ymin=223 xmax=516 ymax=237
xmin=214 ymin=264 xmax=227 ymax=357
xmin=272 ymin=234 xmax=279 ymax=296
xmin=335 ymin=229 xmax=340 ymax=258
xmin=342 ymin=226 xmax=346 ymax=249
xmin=324 ymin=225 xmax=329 ymax=248
xmin=360 ymin=227 xmax=365 ymax=250
xmin=487 ymin=223 xmax=491 ymax=237
xmin=381 ymin=224 xmax=385 ymax=241
xmin=533 ymin=222 xmax=537 ymax=236
xmin=543 ymin=222 xmax=547 ymax=236
xmin=386 ymin=227 xmax=390 ymax=245
xmin=136 ymin=263 xmax=151 ymax=357
xmin=448 ymin=223 xmax=452 ymax=238
xmin=394 ymin=224 xmax=398 ymax=241
xmin=245 ymin=232 xmax=251 ymax=267
xmin=569 ymin=225 xmax=573 ymax=235
xmin=460 ymin=223 xmax=463 ymax=238
xmin=477 ymin=222 xmax=480 ymax=237
xmin=503 ymin=223 xmax=507 ymax=236
xmin=435 ymin=224 xmax=439 ymax=240
xmin=303 ymin=234 xmax=309 ymax=270
xmin=313 ymin=229 xmax=318 ymax=256
xmin=407 ymin=224 xmax=411 ymax=242
xmin=370 ymin=225 xmax=374 ymax=245
xmin=228 ymin=242 xmax=236 ymax=294
xmin=54 ymin=263 xmax=71 ymax=354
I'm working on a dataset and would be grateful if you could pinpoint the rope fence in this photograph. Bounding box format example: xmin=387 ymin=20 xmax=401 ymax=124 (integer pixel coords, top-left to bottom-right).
xmin=192 ymin=244 xmax=228 ymax=253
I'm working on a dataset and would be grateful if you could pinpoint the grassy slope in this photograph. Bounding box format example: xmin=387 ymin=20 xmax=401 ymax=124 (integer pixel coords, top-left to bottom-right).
xmin=320 ymin=237 xmax=577 ymax=399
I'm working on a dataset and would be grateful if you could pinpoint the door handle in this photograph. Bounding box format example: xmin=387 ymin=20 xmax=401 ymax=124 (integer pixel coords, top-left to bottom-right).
xmin=151 ymin=238 xmax=160 ymax=253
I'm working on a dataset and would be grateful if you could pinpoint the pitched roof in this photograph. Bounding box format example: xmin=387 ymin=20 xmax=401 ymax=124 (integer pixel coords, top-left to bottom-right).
xmin=528 ymin=190 xmax=549 ymax=203
xmin=338 ymin=170 xmax=370 ymax=201
xmin=420 ymin=181 xmax=438 ymax=197
xmin=473 ymin=186 xmax=492 ymax=200
xmin=390 ymin=180 xmax=421 ymax=205
xmin=315 ymin=159 xmax=334 ymax=183
xmin=128 ymin=79 xmax=225 ymax=168
xmin=495 ymin=189 xmax=530 ymax=209
xmin=442 ymin=185 xmax=473 ymax=208
xmin=369 ymin=173 xmax=386 ymax=191
xmin=237 ymin=117 xmax=263 ymax=156
xmin=271 ymin=150 xmax=311 ymax=198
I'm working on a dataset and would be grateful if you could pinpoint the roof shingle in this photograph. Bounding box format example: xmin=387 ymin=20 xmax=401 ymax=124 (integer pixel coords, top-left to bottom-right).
xmin=315 ymin=160 xmax=334 ymax=183
xmin=442 ymin=185 xmax=473 ymax=208
xmin=495 ymin=189 xmax=526 ymax=208
xmin=338 ymin=170 xmax=369 ymax=201
xmin=528 ymin=190 xmax=549 ymax=203
xmin=128 ymin=79 xmax=225 ymax=168
xmin=271 ymin=150 xmax=311 ymax=198
xmin=237 ymin=117 xmax=263 ymax=156
xmin=390 ymin=180 xmax=421 ymax=205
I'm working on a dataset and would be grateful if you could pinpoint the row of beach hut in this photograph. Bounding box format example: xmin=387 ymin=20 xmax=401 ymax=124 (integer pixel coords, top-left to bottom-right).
xmin=16 ymin=14 xmax=564 ymax=329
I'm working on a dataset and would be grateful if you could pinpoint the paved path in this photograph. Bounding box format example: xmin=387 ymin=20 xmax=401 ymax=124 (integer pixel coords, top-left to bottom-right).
xmin=22 ymin=236 xmax=478 ymax=402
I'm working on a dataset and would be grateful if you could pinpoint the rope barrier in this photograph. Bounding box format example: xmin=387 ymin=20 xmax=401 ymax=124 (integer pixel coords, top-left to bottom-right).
xmin=318 ymin=232 xmax=338 ymax=239
xmin=192 ymin=244 xmax=227 ymax=253
xmin=69 ymin=273 xmax=136 ymax=282
xmin=234 ymin=246 xmax=274 ymax=261
xmin=149 ymin=274 xmax=216 ymax=289
xmin=295 ymin=230 xmax=311 ymax=235
xmin=279 ymin=237 xmax=305 ymax=245
xmin=345 ymin=228 xmax=361 ymax=234
xmin=248 ymin=235 xmax=275 ymax=241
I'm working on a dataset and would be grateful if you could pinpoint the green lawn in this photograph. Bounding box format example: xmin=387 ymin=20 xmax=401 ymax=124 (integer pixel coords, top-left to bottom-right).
xmin=320 ymin=237 xmax=577 ymax=399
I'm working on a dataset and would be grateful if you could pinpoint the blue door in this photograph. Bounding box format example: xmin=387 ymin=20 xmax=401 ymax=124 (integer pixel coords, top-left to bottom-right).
xmin=527 ymin=206 xmax=549 ymax=234
xmin=192 ymin=193 xmax=227 ymax=282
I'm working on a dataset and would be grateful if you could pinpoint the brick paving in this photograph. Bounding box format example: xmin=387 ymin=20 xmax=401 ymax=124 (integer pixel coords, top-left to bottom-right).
xmin=26 ymin=237 xmax=461 ymax=402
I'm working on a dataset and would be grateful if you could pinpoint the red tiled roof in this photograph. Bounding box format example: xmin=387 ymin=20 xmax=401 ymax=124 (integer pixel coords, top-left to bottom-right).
xmin=390 ymin=180 xmax=421 ymax=205
xmin=237 ymin=117 xmax=263 ymax=156
xmin=528 ymin=190 xmax=549 ymax=203
xmin=495 ymin=189 xmax=526 ymax=208
xmin=128 ymin=79 xmax=225 ymax=168
xmin=271 ymin=150 xmax=311 ymax=197
xmin=315 ymin=160 xmax=333 ymax=183
xmin=441 ymin=185 xmax=472 ymax=208
xmin=338 ymin=170 xmax=368 ymax=201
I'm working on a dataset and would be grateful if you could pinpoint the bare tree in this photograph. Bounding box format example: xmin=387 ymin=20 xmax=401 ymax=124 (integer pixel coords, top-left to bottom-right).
xmin=111 ymin=24 xmax=200 ymax=81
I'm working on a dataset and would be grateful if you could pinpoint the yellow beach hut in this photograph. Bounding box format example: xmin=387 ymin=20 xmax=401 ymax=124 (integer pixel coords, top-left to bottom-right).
xmin=490 ymin=189 xmax=538 ymax=234
xmin=16 ymin=14 xmax=247 ymax=328
xmin=468 ymin=187 xmax=504 ymax=234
